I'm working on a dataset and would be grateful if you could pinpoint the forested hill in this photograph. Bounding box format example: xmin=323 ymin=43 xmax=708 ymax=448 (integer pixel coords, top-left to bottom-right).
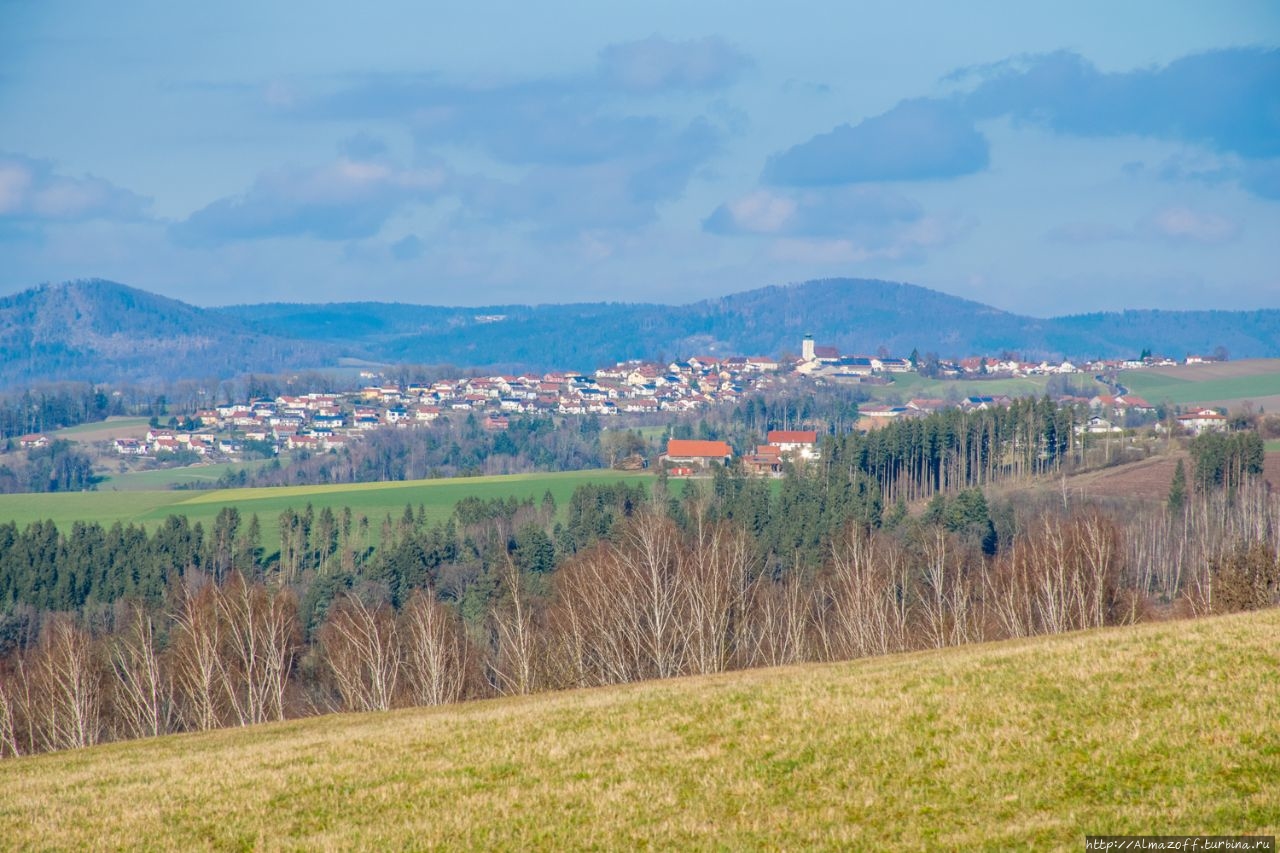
xmin=0 ymin=280 xmax=335 ymax=389
xmin=217 ymin=277 xmax=1280 ymax=368
xmin=2 ymin=277 xmax=1278 ymax=388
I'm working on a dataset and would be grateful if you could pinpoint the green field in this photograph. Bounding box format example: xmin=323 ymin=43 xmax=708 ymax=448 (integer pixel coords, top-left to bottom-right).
xmin=864 ymin=372 xmax=1098 ymax=403
xmin=0 ymin=470 xmax=653 ymax=547
xmin=99 ymin=460 xmax=276 ymax=491
xmin=1 ymin=609 xmax=1276 ymax=849
xmin=1120 ymin=365 xmax=1280 ymax=407
xmin=49 ymin=416 xmax=150 ymax=437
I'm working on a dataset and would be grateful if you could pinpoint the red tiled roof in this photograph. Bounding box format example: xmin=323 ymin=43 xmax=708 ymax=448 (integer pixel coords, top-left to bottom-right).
xmin=666 ymin=439 xmax=732 ymax=458
xmin=767 ymin=430 xmax=817 ymax=444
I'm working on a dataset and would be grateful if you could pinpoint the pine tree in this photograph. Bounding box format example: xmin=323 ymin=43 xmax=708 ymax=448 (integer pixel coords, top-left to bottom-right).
xmin=1168 ymin=459 xmax=1187 ymax=512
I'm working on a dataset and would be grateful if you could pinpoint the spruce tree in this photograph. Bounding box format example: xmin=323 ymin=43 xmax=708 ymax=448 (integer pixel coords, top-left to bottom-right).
xmin=1168 ymin=459 xmax=1187 ymax=512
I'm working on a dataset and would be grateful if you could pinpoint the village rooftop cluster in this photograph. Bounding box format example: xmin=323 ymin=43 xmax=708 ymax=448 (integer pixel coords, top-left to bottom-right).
xmin=82 ymin=337 xmax=1229 ymax=462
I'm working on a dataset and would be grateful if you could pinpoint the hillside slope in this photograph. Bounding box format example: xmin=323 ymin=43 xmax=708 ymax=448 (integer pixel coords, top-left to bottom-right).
xmin=1 ymin=609 xmax=1276 ymax=849
xmin=0 ymin=280 xmax=335 ymax=387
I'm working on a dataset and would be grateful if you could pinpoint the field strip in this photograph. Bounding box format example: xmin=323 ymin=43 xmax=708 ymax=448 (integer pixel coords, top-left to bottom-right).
xmin=169 ymin=469 xmax=645 ymax=506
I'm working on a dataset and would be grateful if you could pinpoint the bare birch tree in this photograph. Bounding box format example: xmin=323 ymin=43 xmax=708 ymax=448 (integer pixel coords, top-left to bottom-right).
xmin=401 ymin=591 xmax=465 ymax=706
xmin=29 ymin=616 xmax=103 ymax=751
xmin=319 ymin=594 xmax=400 ymax=712
xmin=110 ymin=604 xmax=174 ymax=740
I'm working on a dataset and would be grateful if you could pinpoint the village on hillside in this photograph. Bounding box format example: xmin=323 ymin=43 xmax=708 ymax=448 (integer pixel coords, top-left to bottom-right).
xmin=9 ymin=335 xmax=1236 ymax=474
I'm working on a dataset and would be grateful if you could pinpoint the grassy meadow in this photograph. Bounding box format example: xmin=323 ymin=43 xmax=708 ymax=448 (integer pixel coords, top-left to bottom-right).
xmin=1 ymin=608 xmax=1276 ymax=849
xmin=1120 ymin=359 xmax=1280 ymax=407
xmin=0 ymin=469 xmax=653 ymax=546
xmin=864 ymin=372 xmax=1101 ymax=403
xmin=98 ymin=460 xmax=277 ymax=492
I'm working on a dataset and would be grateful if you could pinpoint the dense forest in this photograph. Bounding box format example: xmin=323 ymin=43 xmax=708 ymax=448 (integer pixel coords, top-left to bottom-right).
xmin=0 ymin=400 xmax=1274 ymax=758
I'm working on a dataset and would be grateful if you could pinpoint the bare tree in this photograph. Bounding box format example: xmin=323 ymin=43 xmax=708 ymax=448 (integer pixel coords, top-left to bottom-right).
xmin=822 ymin=526 xmax=910 ymax=659
xmin=215 ymin=573 xmax=298 ymax=725
xmin=110 ymin=604 xmax=174 ymax=740
xmin=171 ymin=583 xmax=226 ymax=731
xmin=616 ymin=508 xmax=684 ymax=679
xmin=549 ymin=544 xmax=644 ymax=688
xmin=0 ymin=678 xmax=20 ymax=758
xmin=29 ymin=617 xmax=103 ymax=751
xmin=319 ymin=594 xmax=400 ymax=712
xmin=680 ymin=517 xmax=755 ymax=675
xmin=743 ymin=570 xmax=813 ymax=668
xmin=490 ymin=558 xmax=539 ymax=696
xmin=401 ymin=591 xmax=466 ymax=706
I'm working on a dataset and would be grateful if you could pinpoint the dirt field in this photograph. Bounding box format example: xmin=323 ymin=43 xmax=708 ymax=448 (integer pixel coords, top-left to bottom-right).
xmin=1063 ymin=450 xmax=1280 ymax=503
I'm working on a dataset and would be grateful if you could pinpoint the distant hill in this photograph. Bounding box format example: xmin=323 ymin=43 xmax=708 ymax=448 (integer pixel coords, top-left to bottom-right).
xmin=1 ymin=277 xmax=1277 ymax=388
xmin=0 ymin=280 xmax=334 ymax=388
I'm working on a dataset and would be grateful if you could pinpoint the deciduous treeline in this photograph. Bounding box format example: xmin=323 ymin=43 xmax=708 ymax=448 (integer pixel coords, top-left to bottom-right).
xmin=2 ymin=405 xmax=1276 ymax=759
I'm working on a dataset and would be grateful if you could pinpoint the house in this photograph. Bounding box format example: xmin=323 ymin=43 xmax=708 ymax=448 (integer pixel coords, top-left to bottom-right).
xmin=908 ymin=398 xmax=947 ymax=415
xmin=743 ymin=444 xmax=783 ymax=476
xmin=663 ymin=439 xmax=732 ymax=468
xmin=767 ymin=430 xmax=819 ymax=459
xmin=1177 ymin=408 xmax=1228 ymax=435
xmin=878 ymin=357 xmax=913 ymax=373
xmin=113 ymin=438 xmax=147 ymax=456
xmin=18 ymin=434 xmax=49 ymax=449
xmin=1080 ymin=416 xmax=1123 ymax=435
xmin=857 ymin=405 xmax=909 ymax=431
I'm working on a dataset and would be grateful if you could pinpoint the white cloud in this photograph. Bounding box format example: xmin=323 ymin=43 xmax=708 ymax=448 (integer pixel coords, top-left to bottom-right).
xmin=172 ymin=154 xmax=449 ymax=246
xmin=1141 ymin=206 xmax=1239 ymax=244
xmin=0 ymin=153 xmax=150 ymax=224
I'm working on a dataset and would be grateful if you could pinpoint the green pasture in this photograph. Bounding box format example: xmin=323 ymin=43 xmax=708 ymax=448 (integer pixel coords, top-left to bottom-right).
xmin=99 ymin=460 xmax=275 ymax=491
xmin=863 ymin=372 xmax=1096 ymax=403
xmin=1121 ymin=367 xmax=1280 ymax=406
xmin=49 ymin=416 xmax=150 ymax=437
xmin=0 ymin=469 xmax=653 ymax=547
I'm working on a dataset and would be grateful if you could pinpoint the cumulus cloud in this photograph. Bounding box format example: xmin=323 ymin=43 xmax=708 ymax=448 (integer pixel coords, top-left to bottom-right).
xmin=390 ymin=234 xmax=425 ymax=261
xmin=0 ymin=153 xmax=150 ymax=224
xmin=1045 ymin=207 xmax=1240 ymax=246
xmin=763 ymin=47 xmax=1279 ymax=196
xmin=171 ymin=155 xmax=448 ymax=246
xmin=762 ymin=98 xmax=989 ymax=185
xmin=704 ymin=186 xmax=922 ymax=236
xmin=963 ymin=48 xmax=1280 ymax=160
xmin=451 ymin=116 xmax=720 ymax=235
xmin=705 ymin=184 xmax=967 ymax=264
xmin=769 ymin=213 xmax=968 ymax=265
xmin=597 ymin=35 xmax=751 ymax=93
xmin=275 ymin=35 xmax=741 ymax=237
xmin=1139 ymin=206 xmax=1239 ymax=245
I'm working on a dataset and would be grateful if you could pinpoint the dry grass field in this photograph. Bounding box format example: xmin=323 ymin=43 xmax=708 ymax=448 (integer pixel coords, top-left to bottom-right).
xmin=2 ymin=609 xmax=1277 ymax=850
xmin=1061 ymin=451 xmax=1280 ymax=503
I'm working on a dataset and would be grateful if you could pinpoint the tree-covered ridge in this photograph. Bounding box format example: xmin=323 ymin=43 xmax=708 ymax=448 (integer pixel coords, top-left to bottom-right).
xmin=2 ymin=278 xmax=1277 ymax=389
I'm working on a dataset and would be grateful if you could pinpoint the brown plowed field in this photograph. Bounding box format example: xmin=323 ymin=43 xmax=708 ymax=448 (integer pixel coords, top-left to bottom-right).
xmin=1064 ymin=451 xmax=1280 ymax=502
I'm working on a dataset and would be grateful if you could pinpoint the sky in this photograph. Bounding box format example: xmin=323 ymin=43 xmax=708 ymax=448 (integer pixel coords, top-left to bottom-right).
xmin=1 ymin=1 xmax=1278 ymax=315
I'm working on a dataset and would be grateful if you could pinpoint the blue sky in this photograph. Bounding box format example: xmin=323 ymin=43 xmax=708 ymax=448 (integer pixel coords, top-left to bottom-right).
xmin=1 ymin=1 xmax=1277 ymax=314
